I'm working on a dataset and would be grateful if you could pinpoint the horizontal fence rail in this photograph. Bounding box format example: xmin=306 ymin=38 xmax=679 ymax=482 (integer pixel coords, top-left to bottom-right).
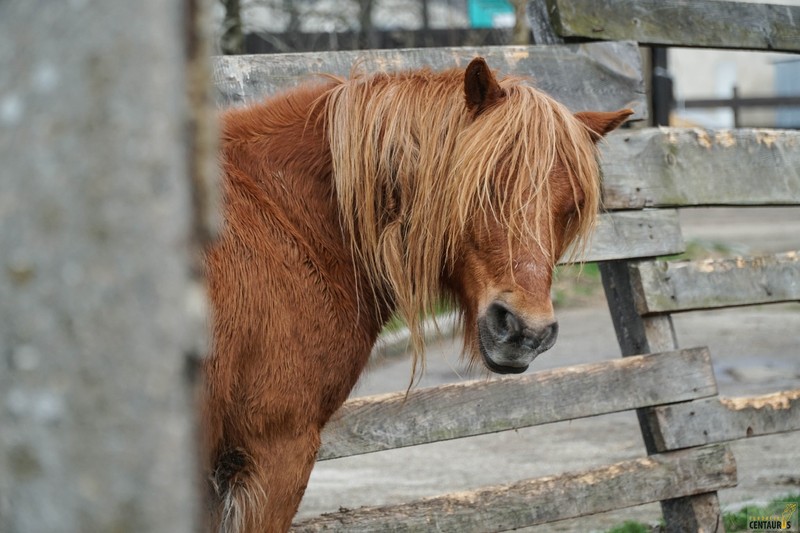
xmin=548 ymin=0 xmax=800 ymax=52
xmin=647 ymin=390 xmax=800 ymax=451
xmin=212 ymin=41 xmax=646 ymax=117
xmin=296 ymin=445 xmax=737 ymax=532
xmin=319 ymin=347 xmax=715 ymax=460
xmin=682 ymin=95 xmax=800 ymax=110
xmin=566 ymin=209 xmax=684 ymax=264
xmin=629 ymin=251 xmax=800 ymax=314
xmin=600 ymin=128 xmax=800 ymax=209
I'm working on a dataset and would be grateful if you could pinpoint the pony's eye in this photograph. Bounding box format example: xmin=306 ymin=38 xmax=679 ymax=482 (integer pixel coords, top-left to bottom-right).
xmin=563 ymin=200 xmax=580 ymax=218
xmin=561 ymin=202 xmax=582 ymax=229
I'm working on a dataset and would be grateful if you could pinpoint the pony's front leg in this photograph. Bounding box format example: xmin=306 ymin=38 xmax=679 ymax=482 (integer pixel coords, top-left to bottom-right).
xmin=214 ymin=426 xmax=322 ymax=533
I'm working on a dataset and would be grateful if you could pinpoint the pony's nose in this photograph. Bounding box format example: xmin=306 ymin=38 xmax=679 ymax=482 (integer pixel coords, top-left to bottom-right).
xmin=485 ymin=302 xmax=558 ymax=351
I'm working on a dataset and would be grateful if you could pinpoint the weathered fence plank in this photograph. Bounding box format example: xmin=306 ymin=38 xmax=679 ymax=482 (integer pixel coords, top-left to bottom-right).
xmin=213 ymin=41 xmax=646 ymax=117
xmin=296 ymin=445 xmax=737 ymax=532
xmin=647 ymin=390 xmax=800 ymax=451
xmin=548 ymin=0 xmax=800 ymax=52
xmin=630 ymin=251 xmax=800 ymax=315
xmin=567 ymin=209 xmax=684 ymax=264
xmin=601 ymin=128 xmax=800 ymax=209
xmin=319 ymin=347 xmax=715 ymax=460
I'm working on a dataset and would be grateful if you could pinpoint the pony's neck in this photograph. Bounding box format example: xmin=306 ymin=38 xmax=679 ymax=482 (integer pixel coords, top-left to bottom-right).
xmin=220 ymin=84 xmax=392 ymax=354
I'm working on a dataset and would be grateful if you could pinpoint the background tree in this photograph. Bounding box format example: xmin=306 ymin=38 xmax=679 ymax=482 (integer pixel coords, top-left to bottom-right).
xmin=510 ymin=0 xmax=530 ymax=45
xmin=221 ymin=0 xmax=245 ymax=54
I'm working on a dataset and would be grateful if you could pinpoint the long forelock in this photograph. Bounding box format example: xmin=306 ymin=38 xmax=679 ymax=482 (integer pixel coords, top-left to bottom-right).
xmin=455 ymin=81 xmax=601 ymax=266
xmin=324 ymin=69 xmax=601 ymax=377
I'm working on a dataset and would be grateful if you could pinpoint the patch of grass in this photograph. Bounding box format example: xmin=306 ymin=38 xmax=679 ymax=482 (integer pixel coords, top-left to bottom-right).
xmin=606 ymin=521 xmax=653 ymax=533
xmin=724 ymin=506 xmax=750 ymax=531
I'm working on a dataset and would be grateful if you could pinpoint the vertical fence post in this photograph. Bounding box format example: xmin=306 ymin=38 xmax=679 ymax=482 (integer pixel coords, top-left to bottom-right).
xmin=0 ymin=1 xmax=214 ymax=531
xmin=732 ymin=85 xmax=742 ymax=128
xmin=651 ymin=47 xmax=673 ymax=126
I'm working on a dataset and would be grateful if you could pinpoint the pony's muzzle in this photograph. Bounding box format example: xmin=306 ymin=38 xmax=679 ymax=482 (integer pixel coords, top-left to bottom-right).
xmin=478 ymin=302 xmax=558 ymax=374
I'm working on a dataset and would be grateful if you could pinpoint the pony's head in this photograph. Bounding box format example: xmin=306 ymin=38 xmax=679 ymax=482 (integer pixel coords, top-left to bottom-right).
xmin=325 ymin=57 xmax=632 ymax=376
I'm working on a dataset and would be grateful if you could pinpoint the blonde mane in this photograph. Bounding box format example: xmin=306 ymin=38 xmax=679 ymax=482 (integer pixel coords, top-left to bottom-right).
xmin=323 ymin=66 xmax=601 ymax=374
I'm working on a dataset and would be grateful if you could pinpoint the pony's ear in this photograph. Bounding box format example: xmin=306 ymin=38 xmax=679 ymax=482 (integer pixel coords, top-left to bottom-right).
xmin=464 ymin=57 xmax=504 ymax=114
xmin=575 ymin=109 xmax=635 ymax=141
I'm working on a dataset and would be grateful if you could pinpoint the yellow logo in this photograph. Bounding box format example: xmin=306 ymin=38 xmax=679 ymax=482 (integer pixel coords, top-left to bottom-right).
xmin=748 ymin=502 xmax=798 ymax=531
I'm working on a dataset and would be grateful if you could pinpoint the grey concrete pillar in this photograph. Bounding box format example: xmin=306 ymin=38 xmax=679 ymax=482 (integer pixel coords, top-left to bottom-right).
xmin=0 ymin=1 xmax=213 ymax=531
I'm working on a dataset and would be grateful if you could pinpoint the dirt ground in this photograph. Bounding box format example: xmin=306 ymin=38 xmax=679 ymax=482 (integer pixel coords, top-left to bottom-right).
xmin=295 ymin=207 xmax=800 ymax=531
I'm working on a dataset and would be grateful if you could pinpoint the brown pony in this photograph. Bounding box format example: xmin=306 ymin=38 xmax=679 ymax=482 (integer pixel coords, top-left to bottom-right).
xmin=203 ymin=57 xmax=632 ymax=532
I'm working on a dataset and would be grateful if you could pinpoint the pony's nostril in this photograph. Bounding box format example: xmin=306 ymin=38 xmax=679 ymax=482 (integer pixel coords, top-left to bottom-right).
xmin=503 ymin=309 xmax=522 ymax=337
xmin=516 ymin=321 xmax=558 ymax=350
xmin=540 ymin=321 xmax=558 ymax=347
xmin=487 ymin=303 xmax=522 ymax=342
